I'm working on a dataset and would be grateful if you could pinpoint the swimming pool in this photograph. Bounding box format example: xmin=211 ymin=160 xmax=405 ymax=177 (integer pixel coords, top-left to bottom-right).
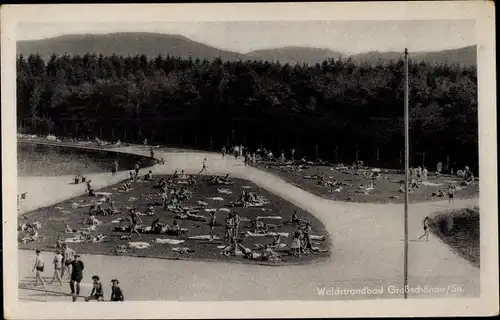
xmin=17 ymin=141 xmax=154 ymax=177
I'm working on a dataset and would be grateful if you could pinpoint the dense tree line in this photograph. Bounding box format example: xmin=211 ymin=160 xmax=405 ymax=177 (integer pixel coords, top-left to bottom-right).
xmin=16 ymin=53 xmax=478 ymax=172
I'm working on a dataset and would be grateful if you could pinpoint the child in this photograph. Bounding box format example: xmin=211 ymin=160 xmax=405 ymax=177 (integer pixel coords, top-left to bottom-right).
xmin=448 ymin=185 xmax=455 ymax=204
xmin=208 ymin=211 xmax=217 ymax=240
xmin=110 ymin=279 xmax=124 ymax=301
xmin=32 ymin=249 xmax=45 ymax=287
xmin=85 ymin=275 xmax=104 ymax=302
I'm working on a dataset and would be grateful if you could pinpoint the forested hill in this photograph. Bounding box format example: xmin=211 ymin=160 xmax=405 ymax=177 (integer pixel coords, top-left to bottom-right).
xmin=17 ymin=33 xmax=476 ymax=66
xmin=16 ymin=53 xmax=478 ymax=172
xmin=350 ymin=45 xmax=477 ymax=67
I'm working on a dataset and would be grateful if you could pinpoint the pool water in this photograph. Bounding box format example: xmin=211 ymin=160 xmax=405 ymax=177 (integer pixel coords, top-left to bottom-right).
xmin=17 ymin=142 xmax=147 ymax=177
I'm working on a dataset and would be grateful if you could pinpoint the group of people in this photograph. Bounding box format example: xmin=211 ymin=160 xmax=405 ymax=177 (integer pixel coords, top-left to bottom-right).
xmin=289 ymin=212 xmax=316 ymax=257
xmin=32 ymin=246 xmax=124 ymax=302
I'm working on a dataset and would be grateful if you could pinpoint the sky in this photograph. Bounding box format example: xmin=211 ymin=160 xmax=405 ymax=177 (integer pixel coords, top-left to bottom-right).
xmin=16 ymin=20 xmax=476 ymax=55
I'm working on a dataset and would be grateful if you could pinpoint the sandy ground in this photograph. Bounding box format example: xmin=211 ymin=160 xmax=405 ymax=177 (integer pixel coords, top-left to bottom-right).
xmin=17 ymin=147 xmax=480 ymax=301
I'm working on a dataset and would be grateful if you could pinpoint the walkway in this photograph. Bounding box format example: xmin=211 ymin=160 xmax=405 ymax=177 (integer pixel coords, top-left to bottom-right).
xmin=17 ymin=146 xmax=480 ymax=301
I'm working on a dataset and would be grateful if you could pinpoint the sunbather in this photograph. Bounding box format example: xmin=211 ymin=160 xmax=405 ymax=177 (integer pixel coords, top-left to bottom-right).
xmin=291 ymin=210 xmax=307 ymax=225
xmin=146 ymin=203 xmax=156 ymax=216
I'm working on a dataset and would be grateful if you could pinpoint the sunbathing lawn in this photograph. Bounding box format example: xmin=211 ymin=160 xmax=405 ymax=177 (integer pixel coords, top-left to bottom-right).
xmin=18 ymin=175 xmax=331 ymax=266
xmin=428 ymin=207 xmax=480 ymax=267
xmin=253 ymin=162 xmax=479 ymax=204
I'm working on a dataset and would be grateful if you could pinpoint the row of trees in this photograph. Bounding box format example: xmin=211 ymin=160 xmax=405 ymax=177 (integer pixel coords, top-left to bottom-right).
xmin=17 ymin=53 xmax=478 ymax=172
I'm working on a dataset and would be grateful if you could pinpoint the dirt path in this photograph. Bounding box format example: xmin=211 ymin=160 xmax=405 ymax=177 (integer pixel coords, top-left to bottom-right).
xmin=17 ymin=147 xmax=479 ymax=301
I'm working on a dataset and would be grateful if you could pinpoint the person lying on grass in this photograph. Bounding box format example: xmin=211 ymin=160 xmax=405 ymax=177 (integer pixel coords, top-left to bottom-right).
xmin=154 ymin=178 xmax=167 ymax=189
xmin=146 ymin=203 xmax=156 ymax=216
xmin=187 ymin=175 xmax=197 ymax=186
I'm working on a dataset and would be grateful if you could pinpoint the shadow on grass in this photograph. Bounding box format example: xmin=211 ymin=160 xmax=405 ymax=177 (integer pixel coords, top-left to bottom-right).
xmin=428 ymin=206 xmax=480 ymax=268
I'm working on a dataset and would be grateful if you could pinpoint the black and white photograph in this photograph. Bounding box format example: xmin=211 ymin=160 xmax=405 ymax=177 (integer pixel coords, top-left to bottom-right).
xmin=2 ymin=2 xmax=498 ymax=319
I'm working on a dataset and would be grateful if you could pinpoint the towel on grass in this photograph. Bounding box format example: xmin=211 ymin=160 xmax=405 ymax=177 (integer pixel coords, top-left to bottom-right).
xmin=204 ymin=208 xmax=217 ymax=212
xmin=217 ymin=188 xmax=233 ymax=195
xmin=188 ymin=235 xmax=220 ymax=240
xmin=208 ymin=197 xmax=224 ymax=201
xmin=197 ymin=201 xmax=208 ymax=206
xmin=155 ymin=238 xmax=185 ymax=245
xmin=128 ymin=242 xmax=151 ymax=249
xmin=257 ymin=216 xmax=282 ymax=220
xmin=242 ymin=186 xmax=252 ymax=189
xmin=95 ymin=192 xmax=113 ymax=196
xmin=111 ymin=219 xmax=123 ymax=224
xmin=310 ymin=235 xmax=326 ymax=241
xmin=245 ymin=231 xmax=289 ymax=237
xmin=219 ymin=208 xmax=231 ymax=213
xmin=421 ymin=181 xmax=443 ymax=187
xmin=128 ymin=197 xmax=138 ymax=201
xmin=65 ymin=237 xmax=83 ymax=243
xmin=55 ymin=206 xmax=64 ymax=210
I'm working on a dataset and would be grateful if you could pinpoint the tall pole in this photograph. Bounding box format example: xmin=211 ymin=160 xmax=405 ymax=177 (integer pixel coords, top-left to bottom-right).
xmin=403 ymin=48 xmax=410 ymax=299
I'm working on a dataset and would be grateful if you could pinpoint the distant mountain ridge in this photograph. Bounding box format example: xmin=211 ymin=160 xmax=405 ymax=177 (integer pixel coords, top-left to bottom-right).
xmin=17 ymin=32 xmax=477 ymax=66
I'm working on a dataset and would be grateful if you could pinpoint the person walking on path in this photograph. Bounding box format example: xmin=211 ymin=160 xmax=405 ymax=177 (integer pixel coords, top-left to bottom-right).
xmin=198 ymin=158 xmax=208 ymax=176
xmin=448 ymin=185 xmax=455 ymax=204
xmin=221 ymin=146 xmax=226 ymax=159
xmin=61 ymin=243 xmax=75 ymax=279
xmin=112 ymin=160 xmax=119 ymax=177
xmin=70 ymin=254 xmax=85 ymax=302
xmin=50 ymin=250 xmax=63 ymax=285
xmin=418 ymin=216 xmax=431 ymax=241
xmin=32 ymin=249 xmax=46 ymax=287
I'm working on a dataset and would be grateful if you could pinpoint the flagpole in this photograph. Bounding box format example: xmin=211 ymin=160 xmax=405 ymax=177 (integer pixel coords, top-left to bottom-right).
xmin=403 ymin=48 xmax=409 ymax=300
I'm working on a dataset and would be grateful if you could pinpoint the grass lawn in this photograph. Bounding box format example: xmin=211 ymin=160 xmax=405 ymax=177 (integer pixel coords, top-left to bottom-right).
xmin=253 ymin=162 xmax=479 ymax=204
xmin=18 ymin=175 xmax=330 ymax=266
xmin=428 ymin=207 xmax=480 ymax=267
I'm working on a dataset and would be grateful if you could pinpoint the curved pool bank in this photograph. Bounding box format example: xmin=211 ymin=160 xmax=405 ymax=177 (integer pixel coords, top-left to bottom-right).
xmin=17 ymin=140 xmax=156 ymax=214
xmin=17 ymin=139 xmax=156 ymax=177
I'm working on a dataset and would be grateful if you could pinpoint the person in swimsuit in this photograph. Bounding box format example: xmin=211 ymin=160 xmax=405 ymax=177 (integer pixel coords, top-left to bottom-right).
xmin=208 ymin=212 xmax=217 ymax=240
xmin=70 ymin=254 xmax=84 ymax=302
xmin=129 ymin=209 xmax=142 ymax=236
xmin=61 ymin=243 xmax=75 ymax=279
xmin=110 ymin=279 xmax=124 ymax=301
xmin=448 ymin=185 xmax=455 ymax=204
xmin=32 ymin=249 xmax=46 ymax=287
xmin=418 ymin=217 xmax=431 ymax=241
xmin=112 ymin=160 xmax=118 ymax=177
xmin=85 ymin=275 xmax=104 ymax=302
xmin=134 ymin=162 xmax=140 ymax=176
xmin=198 ymin=158 xmax=208 ymax=176
xmin=51 ymin=250 xmax=63 ymax=285
xmin=221 ymin=146 xmax=226 ymax=159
